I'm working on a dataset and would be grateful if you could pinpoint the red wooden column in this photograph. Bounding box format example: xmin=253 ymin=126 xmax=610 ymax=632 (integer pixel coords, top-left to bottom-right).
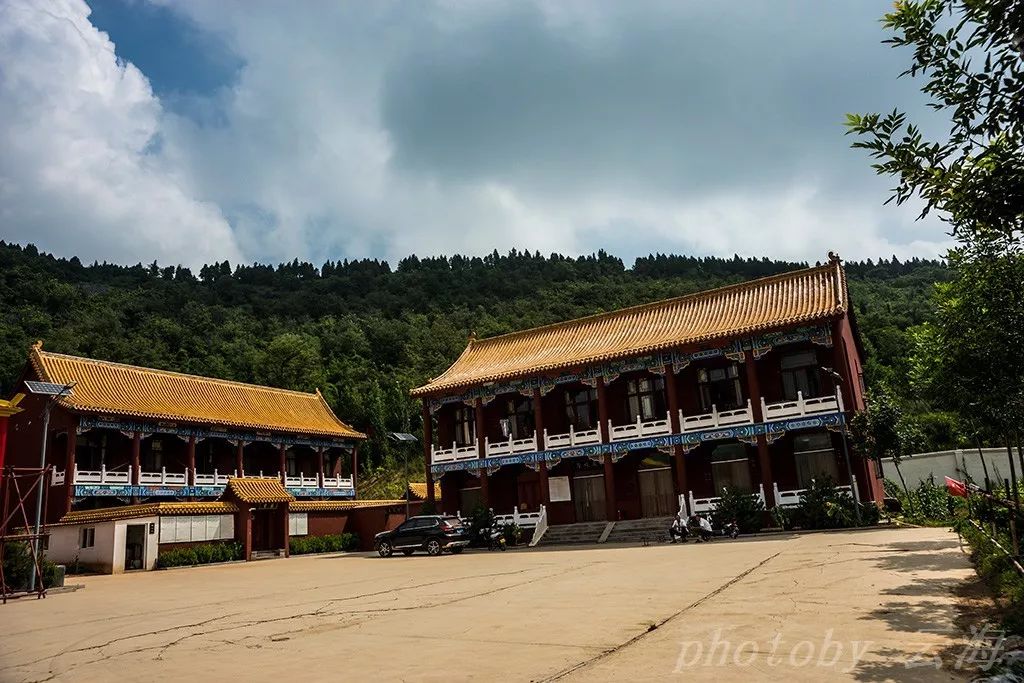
xmin=744 ymin=351 xmax=775 ymax=507
xmin=664 ymin=364 xmax=688 ymax=498
xmin=473 ymin=397 xmax=490 ymax=507
xmin=130 ymin=432 xmax=142 ymax=485
xmin=235 ymin=442 xmax=244 ymax=477
xmin=64 ymin=428 xmax=77 ymax=514
xmin=422 ymin=403 xmax=436 ymax=506
xmin=597 ymin=377 xmax=617 ymax=521
xmin=240 ymin=505 xmax=253 ymax=561
xmin=278 ymin=444 xmax=287 ymax=483
xmin=533 ymin=388 xmax=550 ymax=508
xmin=351 ymin=444 xmax=359 ymax=492
xmin=186 ymin=436 xmax=196 ymax=487
xmin=316 ymin=447 xmax=325 ymax=486
xmin=280 ymin=504 xmax=290 ymax=558
xmin=130 ymin=432 xmax=142 ymax=504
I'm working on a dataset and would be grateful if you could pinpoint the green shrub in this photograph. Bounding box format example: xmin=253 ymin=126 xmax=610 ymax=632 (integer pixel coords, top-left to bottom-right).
xmin=792 ymin=476 xmax=861 ymax=529
xmin=501 ymin=523 xmax=522 ymax=546
xmin=711 ymin=487 xmax=766 ymax=533
xmin=289 ymin=533 xmax=358 ymax=555
xmin=157 ymin=541 xmax=241 ymax=568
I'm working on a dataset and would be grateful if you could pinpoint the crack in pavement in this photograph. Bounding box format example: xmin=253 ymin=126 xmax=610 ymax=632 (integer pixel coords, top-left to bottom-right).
xmin=7 ymin=565 xmax=584 ymax=681
xmin=537 ymin=551 xmax=782 ymax=682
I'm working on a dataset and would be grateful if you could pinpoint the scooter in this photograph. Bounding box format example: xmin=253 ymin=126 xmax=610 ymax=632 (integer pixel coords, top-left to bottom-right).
xmin=481 ymin=526 xmax=507 ymax=551
xmin=721 ymin=519 xmax=740 ymax=539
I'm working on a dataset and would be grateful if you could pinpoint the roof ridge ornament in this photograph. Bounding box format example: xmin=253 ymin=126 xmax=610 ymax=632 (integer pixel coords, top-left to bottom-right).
xmin=828 ymin=251 xmax=841 ymax=264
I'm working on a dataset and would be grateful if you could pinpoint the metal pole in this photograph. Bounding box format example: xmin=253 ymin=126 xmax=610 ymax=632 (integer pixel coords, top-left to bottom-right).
xmin=404 ymin=446 xmax=410 ymax=520
xmin=833 ymin=380 xmax=861 ymax=526
xmin=28 ymin=399 xmax=52 ymax=593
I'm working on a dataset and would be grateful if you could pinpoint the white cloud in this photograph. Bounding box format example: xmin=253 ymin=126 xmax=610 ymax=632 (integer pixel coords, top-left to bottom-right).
xmin=0 ymin=0 xmax=952 ymax=269
xmin=0 ymin=0 xmax=240 ymax=268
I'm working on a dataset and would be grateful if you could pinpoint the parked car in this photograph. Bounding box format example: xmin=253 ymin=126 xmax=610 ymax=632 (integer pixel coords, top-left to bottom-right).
xmin=375 ymin=515 xmax=470 ymax=557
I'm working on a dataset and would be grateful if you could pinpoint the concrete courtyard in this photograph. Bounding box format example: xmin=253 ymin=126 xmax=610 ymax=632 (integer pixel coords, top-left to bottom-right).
xmin=0 ymin=527 xmax=988 ymax=682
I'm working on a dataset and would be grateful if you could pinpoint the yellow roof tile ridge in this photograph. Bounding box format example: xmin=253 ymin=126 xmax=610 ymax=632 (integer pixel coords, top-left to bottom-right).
xmin=33 ymin=348 xmax=324 ymax=400
xmin=465 ymin=259 xmax=832 ymax=349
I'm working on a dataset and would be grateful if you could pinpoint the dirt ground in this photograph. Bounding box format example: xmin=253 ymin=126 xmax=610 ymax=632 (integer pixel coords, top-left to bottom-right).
xmin=0 ymin=526 xmax=993 ymax=682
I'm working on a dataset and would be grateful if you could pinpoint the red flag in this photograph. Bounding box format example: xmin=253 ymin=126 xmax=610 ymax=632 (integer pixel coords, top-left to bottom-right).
xmin=945 ymin=476 xmax=968 ymax=498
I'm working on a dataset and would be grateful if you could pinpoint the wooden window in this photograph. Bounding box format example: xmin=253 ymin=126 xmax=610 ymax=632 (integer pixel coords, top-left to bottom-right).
xmin=710 ymin=443 xmax=752 ymax=494
xmin=80 ymin=527 xmax=95 ymax=549
xmin=780 ymin=350 xmax=823 ymax=400
xmin=626 ymin=376 xmax=666 ymax=422
xmin=501 ymin=396 xmax=535 ymax=439
xmin=793 ymin=432 xmax=839 ymax=488
xmin=564 ymin=387 xmax=598 ymax=430
xmin=697 ymin=363 xmax=743 ymax=412
xmin=454 ymin=406 xmax=476 ymax=446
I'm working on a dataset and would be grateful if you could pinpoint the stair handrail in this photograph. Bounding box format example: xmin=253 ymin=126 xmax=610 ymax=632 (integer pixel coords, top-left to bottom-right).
xmin=529 ymin=504 xmax=548 ymax=547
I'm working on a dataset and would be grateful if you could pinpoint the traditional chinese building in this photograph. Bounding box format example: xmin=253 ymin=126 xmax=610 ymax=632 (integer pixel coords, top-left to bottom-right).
xmin=413 ymin=254 xmax=883 ymax=526
xmin=5 ymin=342 xmax=366 ymax=527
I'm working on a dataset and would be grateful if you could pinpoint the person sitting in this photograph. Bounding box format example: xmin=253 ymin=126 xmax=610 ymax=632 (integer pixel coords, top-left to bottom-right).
xmin=698 ymin=515 xmax=714 ymax=541
xmin=668 ymin=514 xmax=688 ymax=543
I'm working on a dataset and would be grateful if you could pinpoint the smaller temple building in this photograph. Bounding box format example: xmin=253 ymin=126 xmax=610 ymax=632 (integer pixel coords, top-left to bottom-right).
xmin=5 ymin=343 xmax=366 ymax=526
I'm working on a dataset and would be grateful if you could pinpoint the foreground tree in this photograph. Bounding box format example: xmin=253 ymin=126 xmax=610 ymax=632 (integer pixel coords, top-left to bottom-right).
xmin=850 ymin=385 xmax=923 ymax=509
xmin=846 ymin=0 xmax=1023 ymax=245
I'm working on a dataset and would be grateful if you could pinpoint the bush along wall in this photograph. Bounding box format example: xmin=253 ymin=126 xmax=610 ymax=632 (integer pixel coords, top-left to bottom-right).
xmin=1 ymin=541 xmax=59 ymax=589
xmin=288 ymin=533 xmax=359 ymax=555
xmin=157 ymin=541 xmax=244 ymax=568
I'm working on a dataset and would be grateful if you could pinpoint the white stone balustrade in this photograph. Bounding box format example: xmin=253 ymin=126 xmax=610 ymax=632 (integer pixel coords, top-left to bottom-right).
xmin=322 ymin=474 xmax=354 ymax=489
xmin=193 ymin=470 xmax=235 ymax=487
xmin=773 ymin=476 xmax=859 ymax=508
xmin=608 ymin=412 xmax=672 ymax=442
xmin=543 ymin=426 xmax=602 ymax=449
xmin=432 ymin=440 xmax=480 ymax=464
xmin=139 ymin=468 xmax=188 ymax=486
xmin=51 ymin=469 xmax=66 ymax=486
xmin=493 ymin=507 xmax=544 ymax=529
xmin=679 ymin=400 xmax=754 ymax=433
xmin=687 ymin=484 xmax=766 ymax=515
xmin=74 ymin=465 xmax=130 ymax=485
xmin=485 ymin=434 xmax=538 ymax=458
xmin=285 ymin=473 xmax=321 ymax=488
xmin=761 ymin=390 xmax=844 ymax=422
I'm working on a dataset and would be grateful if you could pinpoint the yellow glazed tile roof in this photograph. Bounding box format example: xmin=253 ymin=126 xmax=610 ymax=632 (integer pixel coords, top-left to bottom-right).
xmin=55 ymin=501 xmax=239 ymax=526
xmin=28 ymin=345 xmax=365 ymax=439
xmin=289 ymin=499 xmax=405 ymax=512
xmin=413 ymin=258 xmax=847 ymax=396
xmin=408 ymin=482 xmax=440 ymax=500
xmin=226 ymin=477 xmax=295 ymax=504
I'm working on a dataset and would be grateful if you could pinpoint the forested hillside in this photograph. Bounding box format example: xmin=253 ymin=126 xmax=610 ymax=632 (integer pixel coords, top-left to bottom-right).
xmin=0 ymin=241 xmax=948 ymax=480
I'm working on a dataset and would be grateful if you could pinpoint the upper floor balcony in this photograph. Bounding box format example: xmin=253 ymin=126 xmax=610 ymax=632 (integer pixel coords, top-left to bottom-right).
xmin=56 ymin=466 xmax=353 ymax=491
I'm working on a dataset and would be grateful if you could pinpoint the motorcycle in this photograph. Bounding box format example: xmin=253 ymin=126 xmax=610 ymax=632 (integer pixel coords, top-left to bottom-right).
xmin=721 ymin=519 xmax=740 ymax=539
xmin=480 ymin=525 xmax=507 ymax=551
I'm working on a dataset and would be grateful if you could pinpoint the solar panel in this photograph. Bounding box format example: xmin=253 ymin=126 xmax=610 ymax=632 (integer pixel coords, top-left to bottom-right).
xmin=24 ymin=381 xmax=74 ymax=397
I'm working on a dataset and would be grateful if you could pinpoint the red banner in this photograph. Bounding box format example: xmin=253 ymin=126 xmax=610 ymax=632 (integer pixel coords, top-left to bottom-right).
xmin=945 ymin=476 xmax=968 ymax=498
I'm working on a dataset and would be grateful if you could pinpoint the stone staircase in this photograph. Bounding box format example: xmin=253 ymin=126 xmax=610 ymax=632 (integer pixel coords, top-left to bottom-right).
xmin=537 ymin=521 xmax=609 ymax=546
xmin=602 ymin=516 xmax=676 ymax=545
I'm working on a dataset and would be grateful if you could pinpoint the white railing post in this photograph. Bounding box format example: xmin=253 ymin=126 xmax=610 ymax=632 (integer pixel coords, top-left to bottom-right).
xmin=773 ymin=482 xmax=781 ymax=506
xmin=100 ymin=463 xmax=107 ymax=484
xmin=837 ymin=388 xmax=846 ymax=413
xmin=688 ymin=490 xmax=696 ymax=516
xmin=711 ymin=404 xmax=719 ymax=428
xmin=484 ymin=436 xmax=490 ymax=457
xmin=760 ymin=397 xmax=768 ymax=421
xmin=757 ymin=483 xmax=766 ymax=506
xmin=796 ymin=391 xmax=805 ymax=416
xmin=542 ymin=428 xmax=549 ymax=450
xmin=569 ymin=425 xmax=575 ymax=445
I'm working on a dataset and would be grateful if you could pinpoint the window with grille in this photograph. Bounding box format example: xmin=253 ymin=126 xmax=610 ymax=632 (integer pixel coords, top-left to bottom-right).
xmin=780 ymin=350 xmax=823 ymax=400
xmin=697 ymin=363 xmax=743 ymax=412
xmin=564 ymin=387 xmax=598 ymax=430
xmin=626 ymin=376 xmax=666 ymax=422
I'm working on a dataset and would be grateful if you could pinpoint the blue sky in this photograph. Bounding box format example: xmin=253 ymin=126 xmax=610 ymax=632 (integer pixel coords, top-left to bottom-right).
xmin=0 ymin=1 xmax=951 ymax=269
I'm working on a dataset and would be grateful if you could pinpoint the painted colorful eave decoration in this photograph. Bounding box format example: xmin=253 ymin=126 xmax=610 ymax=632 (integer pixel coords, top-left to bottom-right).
xmin=429 ymin=411 xmax=846 ymax=475
xmin=72 ymin=484 xmax=355 ymax=500
xmin=76 ymin=415 xmax=357 ymax=451
xmin=427 ymin=324 xmax=832 ymax=412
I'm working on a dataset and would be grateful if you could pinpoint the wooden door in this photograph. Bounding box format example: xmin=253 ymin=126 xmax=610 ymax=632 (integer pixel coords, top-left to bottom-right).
xmin=573 ymin=475 xmax=605 ymax=522
xmin=638 ymin=468 xmax=675 ymax=518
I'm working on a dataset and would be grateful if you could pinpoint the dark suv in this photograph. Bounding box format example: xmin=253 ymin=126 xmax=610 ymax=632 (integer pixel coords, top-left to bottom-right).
xmin=375 ymin=515 xmax=469 ymax=557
